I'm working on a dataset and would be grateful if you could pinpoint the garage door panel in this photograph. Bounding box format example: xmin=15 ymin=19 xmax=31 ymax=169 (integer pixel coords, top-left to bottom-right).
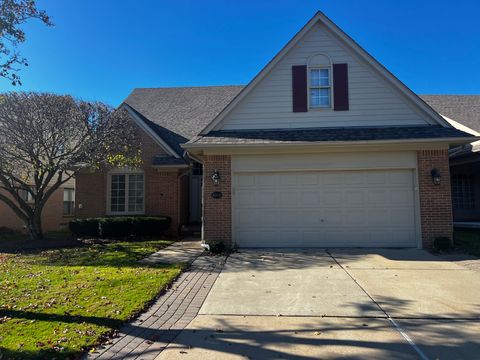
xmin=344 ymin=210 xmax=366 ymax=225
xmin=325 ymin=210 xmax=344 ymax=225
xmin=257 ymin=174 xmax=276 ymax=186
xmin=390 ymin=189 xmax=413 ymax=204
xmin=237 ymin=174 xmax=256 ymax=187
xmin=368 ymin=190 xmax=387 ymax=204
xmin=368 ymin=209 xmax=390 ymax=225
xmin=367 ymin=172 xmax=387 ymax=184
xmin=299 ymin=173 xmax=319 ymax=185
xmin=344 ymin=172 xmax=364 ymax=185
xmin=300 ymin=191 xmax=320 ymax=205
xmin=234 ymin=169 xmax=417 ymax=248
xmin=302 ymin=211 xmax=323 ymax=225
xmin=390 ymin=209 xmax=415 ymax=226
xmin=279 ymin=191 xmax=298 ymax=205
xmin=323 ymin=173 xmax=343 ymax=185
xmin=345 ymin=191 xmax=365 ymax=205
xmin=237 ymin=190 xmax=256 ymax=206
xmin=324 ymin=191 xmax=343 ymax=204
xmin=389 ymin=171 xmax=413 ymax=184
xmin=258 ymin=191 xmax=277 ymax=207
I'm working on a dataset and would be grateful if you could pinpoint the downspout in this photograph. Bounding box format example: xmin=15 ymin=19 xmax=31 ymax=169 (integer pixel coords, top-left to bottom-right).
xmin=177 ymin=168 xmax=190 ymax=236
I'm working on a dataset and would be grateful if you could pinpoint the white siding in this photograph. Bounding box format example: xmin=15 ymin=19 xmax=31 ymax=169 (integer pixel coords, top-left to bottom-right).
xmin=216 ymin=22 xmax=432 ymax=131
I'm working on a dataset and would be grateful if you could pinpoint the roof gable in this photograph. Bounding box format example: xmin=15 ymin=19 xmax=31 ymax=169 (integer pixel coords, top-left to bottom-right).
xmin=123 ymin=86 xmax=243 ymax=139
xmin=201 ymin=11 xmax=450 ymax=134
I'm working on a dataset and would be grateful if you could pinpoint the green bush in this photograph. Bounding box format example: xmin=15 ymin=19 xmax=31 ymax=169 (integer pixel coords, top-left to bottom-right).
xmin=69 ymin=219 xmax=101 ymax=238
xmin=434 ymin=237 xmax=452 ymax=251
xmin=133 ymin=217 xmax=172 ymax=237
xmin=100 ymin=217 xmax=135 ymax=238
xmin=208 ymin=241 xmax=226 ymax=254
xmin=70 ymin=216 xmax=171 ymax=239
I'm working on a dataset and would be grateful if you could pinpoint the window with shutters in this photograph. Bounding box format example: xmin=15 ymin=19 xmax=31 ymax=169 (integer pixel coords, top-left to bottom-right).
xmin=452 ymin=175 xmax=474 ymax=209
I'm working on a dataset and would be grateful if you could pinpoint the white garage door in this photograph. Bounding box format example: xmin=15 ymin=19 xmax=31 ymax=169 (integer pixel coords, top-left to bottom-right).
xmin=233 ymin=169 xmax=417 ymax=248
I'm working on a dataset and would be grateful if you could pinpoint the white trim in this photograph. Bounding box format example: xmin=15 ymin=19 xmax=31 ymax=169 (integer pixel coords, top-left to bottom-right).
xmin=121 ymin=104 xmax=180 ymax=158
xmin=184 ymin=136 xmax=478 ymax=150
xmin=200 ymin=11 xmax=451 ymax=134
xmin=106 ymin=168 xmax=145 ymax=216
xmin=308 ymin=66 xmax=332 ymax=110
xmin=413 ymin=166 xmax=423 ymax=249
xmin=441 ymin=115 xmax=480 ymax=136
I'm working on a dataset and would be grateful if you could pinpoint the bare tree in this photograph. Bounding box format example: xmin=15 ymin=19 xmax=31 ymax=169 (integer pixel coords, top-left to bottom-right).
xmin=0 ymin=92 xmax=140 ymax=240
xmin=0 ymin=0 xmax=53 ymax=85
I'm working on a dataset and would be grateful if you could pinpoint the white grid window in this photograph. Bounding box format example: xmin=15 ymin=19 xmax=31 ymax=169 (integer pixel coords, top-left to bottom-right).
xmin=309 ymin=68 xmax=331 ymax=108
xmin=109 ymin=173 xmax=144 ymax=214
xmin=452 ymin=175 xmax=474 ymax=209
xmin=127 ymin=174 xmax=144 ymax=213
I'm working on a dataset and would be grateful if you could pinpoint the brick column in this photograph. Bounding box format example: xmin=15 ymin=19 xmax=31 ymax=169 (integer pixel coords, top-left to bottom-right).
xmin=417 ymin=149 xmax=453 ymax=249
xmin=203 ymin=155 xmax=232 ymax=247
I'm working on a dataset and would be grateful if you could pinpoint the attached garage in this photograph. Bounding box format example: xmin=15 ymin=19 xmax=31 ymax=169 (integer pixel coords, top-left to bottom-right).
xmin=232 ymin=152 xmax=421 ymax=248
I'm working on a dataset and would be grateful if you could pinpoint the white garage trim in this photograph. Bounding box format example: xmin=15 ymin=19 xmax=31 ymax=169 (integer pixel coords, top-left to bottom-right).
xmin=231 ymin=153 xmax=422 ymax=248
xmin=232 ymin=152 xmax=417 ymax=172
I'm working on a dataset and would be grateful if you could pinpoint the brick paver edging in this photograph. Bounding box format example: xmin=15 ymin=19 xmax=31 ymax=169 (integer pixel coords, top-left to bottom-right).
xmin=86 ymin=255 xmax=226 ymax=360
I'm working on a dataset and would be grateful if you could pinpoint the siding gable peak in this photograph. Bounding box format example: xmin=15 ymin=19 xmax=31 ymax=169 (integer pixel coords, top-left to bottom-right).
xmin=200 ymin=11 xmax=451 ymax=134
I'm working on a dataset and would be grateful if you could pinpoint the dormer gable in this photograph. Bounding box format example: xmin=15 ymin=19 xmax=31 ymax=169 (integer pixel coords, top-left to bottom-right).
xmin=201 ymin=11 xmax=450 ymax=134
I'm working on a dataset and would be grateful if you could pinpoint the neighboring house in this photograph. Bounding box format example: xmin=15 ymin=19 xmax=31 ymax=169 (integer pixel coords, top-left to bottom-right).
xmin=421 ymin=95 xmax=480 ymax=223
xmin=75 ymin=11 xmax=476 ymax=248
xmin=0 ymin=180 xmax=75 ymax=233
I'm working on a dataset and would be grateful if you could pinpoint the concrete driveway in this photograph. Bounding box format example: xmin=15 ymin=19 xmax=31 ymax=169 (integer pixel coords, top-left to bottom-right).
xmin=156 ymin=249 xmax=480 ymax=360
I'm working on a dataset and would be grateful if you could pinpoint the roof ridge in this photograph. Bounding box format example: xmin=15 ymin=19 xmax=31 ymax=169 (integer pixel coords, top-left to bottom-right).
xmin=132 ymin=85 xmax=245 ymax=90
xmin=420 ymin=94 xmax=480 ymax=96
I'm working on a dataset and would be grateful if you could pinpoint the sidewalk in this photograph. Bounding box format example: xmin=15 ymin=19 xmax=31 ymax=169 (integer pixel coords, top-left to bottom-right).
xmin=86 ymin=240 xmax=226 ymax=360
xmin=141 ymin=239 xmax=204 ymax=265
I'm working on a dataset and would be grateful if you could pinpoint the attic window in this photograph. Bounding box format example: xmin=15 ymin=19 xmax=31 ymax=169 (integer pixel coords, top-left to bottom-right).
xmin=309 ymin=68 xmax=331 ymax=108
xmin=307 ymin=53 xmax=332 ymax=109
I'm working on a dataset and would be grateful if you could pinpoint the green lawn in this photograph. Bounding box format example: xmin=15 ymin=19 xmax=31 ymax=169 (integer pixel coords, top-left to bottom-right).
xmin=454 ymin=228 xmax=480 ymax=257
xmin=0 ymin=240 xmax=182 ymax=359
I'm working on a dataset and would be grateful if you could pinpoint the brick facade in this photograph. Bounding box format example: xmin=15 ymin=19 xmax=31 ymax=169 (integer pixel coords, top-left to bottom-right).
xmin=75 ymin=122 xmax=189 ymax=236
xmin=0 ymin=186 xmax=73 ymax=232
xmin=202 ymin=155 xmax=232 ymax=247
xmin=417 ymin=149 xmax=453 ymax=249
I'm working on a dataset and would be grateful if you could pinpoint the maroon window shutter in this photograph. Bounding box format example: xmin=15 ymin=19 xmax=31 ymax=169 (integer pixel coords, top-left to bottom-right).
xmin=333 ymin=63 xmax=349 ymax=111
xmin=292 ymin=65 xmax=308 ymax=112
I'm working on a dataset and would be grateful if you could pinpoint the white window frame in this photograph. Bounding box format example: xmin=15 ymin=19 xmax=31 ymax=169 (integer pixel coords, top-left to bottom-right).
xmin=107 ymin=169 xmax=145 ymax=215
xmin=18 ymin=186 xmax=35 ymax=204
xmin=63 ymin=188 xmax=75 ymax=216
xmin=308 ymin=66 xmax=332 ymax=109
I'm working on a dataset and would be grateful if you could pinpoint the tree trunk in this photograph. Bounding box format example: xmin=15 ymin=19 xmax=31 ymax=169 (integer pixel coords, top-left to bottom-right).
xmin=28 ymin=211 xmax=44 ymax=240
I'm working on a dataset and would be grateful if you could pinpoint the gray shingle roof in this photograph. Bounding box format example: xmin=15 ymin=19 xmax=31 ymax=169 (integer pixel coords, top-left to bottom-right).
xmin=420 ymin=95 xmax=480 ymax=132
xmin=188 ymin=126 xmax=474 ymax=146
xmin=123 ymin=86 xmax=244 ymax=140
xmin=122 ymin=87 xmax=479 ymax=149
xmin=152 ymin=156 xmax=188 ymax=167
